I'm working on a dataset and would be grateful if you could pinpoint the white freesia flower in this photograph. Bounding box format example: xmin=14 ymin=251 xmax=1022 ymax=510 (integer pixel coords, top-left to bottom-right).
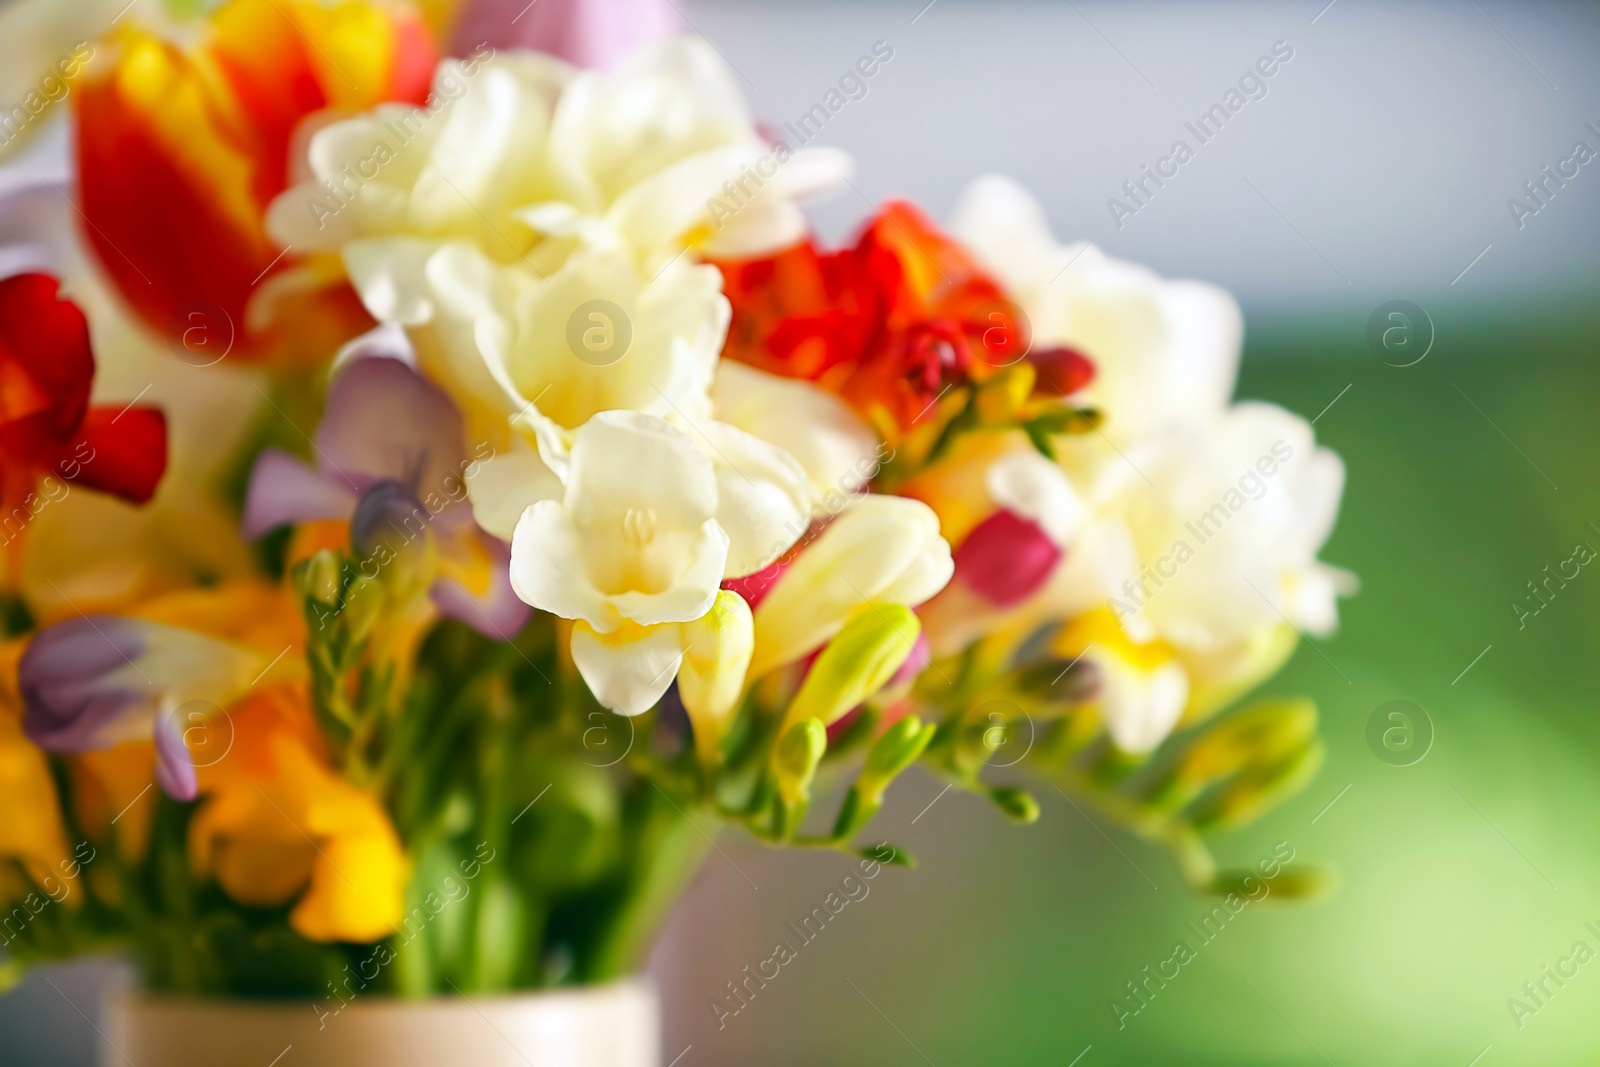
xmin=510 ymin=411 xmax=728 ymax=631
xmin=479 ymin=245 xmax=729 ymax=449
xmin=1036 ymin=401 xmax=1351 ymax=744
xmin=949 ymin=175 xmax=1351 ymax=752
xmin=268 ymin=53 xmax=568 ymax=259
xmin=268 ymin=35 xmax=845 ymax=484
xmin=953 ymin=175 xmax=1241 ymax=442
xmin=333 ymin=230 xmax=729 ymax=466
xmin=749 ymin=495 xmax=954 ymax=678
xmin=1097 ymin=402 xmax=1351 ymax=647
xmin=507 ymin=410 xmax=809 ymax=714
xmin=270 ymin=36 xmax=846 ymax=283
xmin=527 ymin=34 xmax=850 ymax=266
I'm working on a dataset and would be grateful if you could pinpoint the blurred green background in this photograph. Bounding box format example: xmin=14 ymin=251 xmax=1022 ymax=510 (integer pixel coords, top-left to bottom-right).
xmin=651 ymin=300 xmax=1600 ymax=1066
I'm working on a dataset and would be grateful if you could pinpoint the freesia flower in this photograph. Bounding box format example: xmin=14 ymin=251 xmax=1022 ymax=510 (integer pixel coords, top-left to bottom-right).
xmin=952 ymin=174 xmax=1241 ymax=443
xmin=1054 ymin=609 xmax=1189 ymax=754
xmin=1093 ymin=403 xmax=1352 ymax=650
xmin=265 ymin=33 xmax=847 ymax=456
xmin=20 ymin=581 xmax=304 ymax=800
xmin=715 ymin=200 xmax=1021 ymax=437
xmin=0 ymin=273 xmax=167 ymax=582
xmin=507 ymin=409 xmax=808 ymax=714
xmin=74 ymin=0 xmax=437 ymax=363
xmin=189 ymin=686 xmax=405 ymax=943
xmin=748 ymin=494 xmax=953 ymax=678
xmin=942 ymin=175 xmax=1351 ymax=752
xmin=242 ymin=343 xmax=529 ymax=639
xmin=474 ymin=245 xmax=730 ymax=458
xmin=275 ymin=35 xmax=844 ymax=275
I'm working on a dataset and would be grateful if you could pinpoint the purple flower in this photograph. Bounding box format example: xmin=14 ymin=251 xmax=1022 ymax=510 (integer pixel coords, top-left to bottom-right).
xmin=243 ymin=344 xmax=529 ymax=638
xmin=20 ymin=616 xmax=260 ymax=801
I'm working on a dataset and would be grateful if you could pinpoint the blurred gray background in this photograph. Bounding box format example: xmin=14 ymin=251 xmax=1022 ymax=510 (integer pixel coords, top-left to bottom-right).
xmin=5 ymin=1 xmax=1600 ymax=1064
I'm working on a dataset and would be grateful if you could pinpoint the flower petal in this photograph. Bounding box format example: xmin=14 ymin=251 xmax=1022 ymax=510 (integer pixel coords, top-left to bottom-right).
xmin=153 ymin=709 xmax=198 ymax=801
xmin=431 ymin=528 xmax=532 ymax=638
xmin=565 ymin=410 xmax=717 ymax=530
xmin=64 ymin=405 xmax=169 ymax=505
xmin=317 ymin=355 xmax=468 ymax=502
xmin=750 ymin=495 xmax=952 ymax=676
xmin=711 ymin=359 xmax=879 ymax=496
xmin=509 ymin=499 xmax=617 ymax=629
xmin=689 ymin=419 xmax=812 ymax=579
xmin=242 ymin=448 xmax=357 ymax=539
xmin=569 ymin=619 xmax=686 ymax=715
xmin=465 ymin=440 xmax=561 ymax=541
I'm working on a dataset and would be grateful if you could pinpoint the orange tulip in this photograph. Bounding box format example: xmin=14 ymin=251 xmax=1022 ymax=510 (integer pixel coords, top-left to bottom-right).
xmin=74 ymin=0 xmax=437 ymax=364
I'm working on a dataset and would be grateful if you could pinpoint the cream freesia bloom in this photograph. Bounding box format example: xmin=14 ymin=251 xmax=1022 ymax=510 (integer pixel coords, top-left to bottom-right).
xmin=506 ymin=410 xmax=811 ymax=714
xmin=948 ymin=175 xmax=1351 ymax=751
xmin=270 ymin=37 xmax=846 ymax=274
xmin=952 ymin=174 xmax=1241 ymax=444
xmin=268 ymin=35 xmax=847 ymax=462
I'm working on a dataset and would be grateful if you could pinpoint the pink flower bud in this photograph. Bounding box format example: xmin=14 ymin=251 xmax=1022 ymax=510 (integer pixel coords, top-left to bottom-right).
xmin=953 ymin=509 xmax=1062 ymax=607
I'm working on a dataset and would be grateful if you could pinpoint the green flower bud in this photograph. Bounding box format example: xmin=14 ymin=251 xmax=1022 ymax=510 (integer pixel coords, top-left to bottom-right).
xmin=988 ymin=786 xmax=1040 ymax=824
xmin=775 ymin=719 xmax=827 ymax=806
xmin=1145 ymin=699 xmax=1319 ymax=815
xmin=859 ymin=715 xmax=936 ymax=803
xmin=1179 ymin=699 xmax=1318 ymax=785
xmin=770 ymin=717 xmax=827 ymax=841
xmin=300 ymin=549 xmax=343 ymax=607
xmin=340 ymin=574 xmax=385 ymax=644
xmin=784 ymin=605 xmax=920 ymax=732
xmin=1207 ymin=865 xmax=1332 ymax=901
xmin=1194 ymin=739 xmax=1326 ymax=832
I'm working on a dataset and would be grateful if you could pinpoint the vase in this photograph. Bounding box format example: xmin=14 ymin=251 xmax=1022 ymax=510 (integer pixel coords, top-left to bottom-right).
xmin=103 ymin=978 xmax=660 ymax=1067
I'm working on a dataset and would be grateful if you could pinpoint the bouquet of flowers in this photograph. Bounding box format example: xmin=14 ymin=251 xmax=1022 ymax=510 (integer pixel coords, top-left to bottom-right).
xmin=0 ymin=0 xmax=1350 ymax=1005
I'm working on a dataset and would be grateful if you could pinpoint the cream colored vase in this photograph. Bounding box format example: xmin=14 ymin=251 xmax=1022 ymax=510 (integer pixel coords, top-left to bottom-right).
xmin=104 ymin=979 xmax=659 ymax=1067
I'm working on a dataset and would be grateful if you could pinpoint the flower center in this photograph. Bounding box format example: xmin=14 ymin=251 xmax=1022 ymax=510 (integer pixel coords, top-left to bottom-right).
xmin=622 ymin=507 xmax=658 ymax=548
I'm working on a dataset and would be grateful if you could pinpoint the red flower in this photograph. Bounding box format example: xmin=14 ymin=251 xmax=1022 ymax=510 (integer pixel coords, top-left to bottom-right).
xmin=716 ymin=201 xmax=1028 ymax=434
xmin=0 ymin=274 xmax=168 ymax=524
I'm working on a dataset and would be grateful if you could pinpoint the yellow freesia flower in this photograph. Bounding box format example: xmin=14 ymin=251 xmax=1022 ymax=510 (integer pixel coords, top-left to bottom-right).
xmin=191 ymin=687 xmax=407 ymax=943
